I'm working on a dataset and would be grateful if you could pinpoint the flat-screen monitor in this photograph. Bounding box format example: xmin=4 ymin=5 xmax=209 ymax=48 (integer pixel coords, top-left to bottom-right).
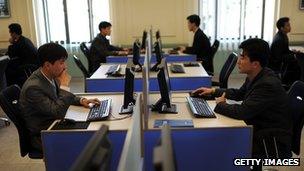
xmin=141 ymin=30 xmax=148 ymax=49
xmin=70 ymin=125 xmax=112 ymax=171
xmin=120 ymin=60 xmax=135 ymax=114
xmin=151 ymin=58 xmax=177 ymax=113
xmin=153 ymin=124 xmax=176 ymax=171
xmin=150 ymin=40 xmax=163 ymax=71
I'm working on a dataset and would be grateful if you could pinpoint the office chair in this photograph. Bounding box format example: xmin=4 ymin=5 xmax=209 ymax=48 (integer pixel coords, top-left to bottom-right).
xmin=19 ymin=64 xmax=38 ymax=78
xmin=207 ymin=40 xmax=220 ymax=76
xmin=256 ymin=81 xmax=304 ymax=159
xmin=73 ymin=55 xmax=90 ymax=77
xmin=288 ymin=81 xmax=304 ymax=155
xmin=80 ymin=42 xmax=93 ymax=74
xmin=0 ymin=85 xmax=43 ymax=159
xmin=0 ymin=55 xmax=10 ymax=126
xmin=212 ymin=52 xmax=238 ymax=88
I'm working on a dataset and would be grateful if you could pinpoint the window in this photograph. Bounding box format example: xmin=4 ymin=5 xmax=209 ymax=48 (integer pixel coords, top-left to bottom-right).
xmin=199 ymin=0 xmax=276 ymax=50
xmin=34 ymin=0 xmax=110 ymax=45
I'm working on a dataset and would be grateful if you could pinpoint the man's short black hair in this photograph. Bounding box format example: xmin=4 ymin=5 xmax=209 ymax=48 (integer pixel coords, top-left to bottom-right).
xmin=187 ymin=14 xmax=200 ymax=27
xmin=239 ymin=38 xmax=270 ymax=68
xmin=38 ymin=43 xmax=68 ymax=66
xmin=8 ymin=23 xmax=22 ymax=35
xmin=99 ymin=21 xmax=112 ymax=31
xmin=276 ymin=17 xmax=289 ymax=30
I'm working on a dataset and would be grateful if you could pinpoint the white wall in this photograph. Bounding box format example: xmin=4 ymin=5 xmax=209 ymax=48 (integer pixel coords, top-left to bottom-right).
xmin=110 ymin=0 xmax=198 ymax=46
xmin=278 ymin=0 xmax=304 ymax=42
xmin=0 ymin=0 xmax=36 ymax=49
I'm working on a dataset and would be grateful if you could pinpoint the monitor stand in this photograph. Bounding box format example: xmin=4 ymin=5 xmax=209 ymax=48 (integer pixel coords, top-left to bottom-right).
xmin=119 ymin=103 xmax=134 ymax=114
xmin=150 ymin=63 xmax=160 ymax=72
xmin=133 ymin=64 xmax=142 ymax=72
xmin=151 ymin=99 xmax=177 ymax=114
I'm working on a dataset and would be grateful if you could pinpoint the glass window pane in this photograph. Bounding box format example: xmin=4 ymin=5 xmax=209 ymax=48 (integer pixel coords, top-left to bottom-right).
xmin=243 ymin=0 xmax=263 ymax=38
xmin=66 ymin=0 xmax=90 ymax=43
xmin=200 ymin=0 xmax=216 ymax=42
xmin=92 ymin=0 xmax=110 ymax=36
xmin=47 ymin=0 xmax=66 ymax=43
xmin=217 ymin=0 xmax=241 ymax=40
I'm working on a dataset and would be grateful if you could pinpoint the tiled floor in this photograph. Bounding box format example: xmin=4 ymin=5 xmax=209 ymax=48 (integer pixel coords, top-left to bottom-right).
xmin=0 ymin=75 xmax=303 ymax=171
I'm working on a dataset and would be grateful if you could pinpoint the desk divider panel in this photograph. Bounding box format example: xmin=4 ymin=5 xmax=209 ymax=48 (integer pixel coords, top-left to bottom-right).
xmin=42 ymin=130 xmax=127 ymax=171
xmin=144 ymin=126 xmax=252 ymax=171
xmin=117 ymin=95 xmax=143 ymax=171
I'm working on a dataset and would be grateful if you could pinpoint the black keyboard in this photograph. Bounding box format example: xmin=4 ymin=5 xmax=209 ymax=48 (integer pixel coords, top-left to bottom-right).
xmin=106 ymin=65 xmax=120 ymax=75
xmin=186 ymin=97 xmax=216 ymax=118
xmin=170 ymin=64 xmax=185 ymax=73
xmin=87 ymin=99 xmax=112 ymax=121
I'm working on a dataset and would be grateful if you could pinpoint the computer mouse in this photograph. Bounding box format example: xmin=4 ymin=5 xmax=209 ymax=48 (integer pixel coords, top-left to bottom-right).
xmin=88 ymin=103 xmax=95 ymax=108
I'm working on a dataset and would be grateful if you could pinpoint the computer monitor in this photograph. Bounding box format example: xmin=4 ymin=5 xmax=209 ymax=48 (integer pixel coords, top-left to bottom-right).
xmin=150 ymin=40 xmax=163 ymax=71
xmin=153 ymin=124 xmax=176 ymax=171
xmin=70 ymin=125 xmax=112 ymax=171
xmin=132 ymin=39 xmax=142 ymax=72
xmin=141 ymin=30 xmax=148 ymax=49
xmin=120 ymin=60 xmax=136 ymax=114
xmin=151 ymin=58 xmax=177 ymax=113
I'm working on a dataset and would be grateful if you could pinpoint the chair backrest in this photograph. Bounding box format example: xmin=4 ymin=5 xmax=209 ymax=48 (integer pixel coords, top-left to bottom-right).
xmin=219 ymin=52 xmax=238 ymax=88
xmin=0 ymin=56 xmax=10 ymax=91
xmin=287 ymin=81 xmax=304 ymax=155
xmin=80 ymin=42 xmax=93 ymax=74
xmin=208 ymin=40 xmax=220 ymax=74
xmin=73 ymin=55 xmax=90 ymax=77
xmin=0 ymin=85 xmax=31 ymax=157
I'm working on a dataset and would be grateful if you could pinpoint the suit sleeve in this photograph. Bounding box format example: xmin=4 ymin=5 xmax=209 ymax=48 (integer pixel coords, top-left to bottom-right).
xmin=213 ymin=80 xmax=248 ymax=101
xmin=184 ymin=35 xmax=204 ymax=55
xmin=24 ymin=86 xmax=81 ymax=119
xmin=109 ymin=44 xmax=123 ymax=51
xmin=93 ymin=39 xmax=119 ymax=56
xmin=214 ymin=83 xmax=273 ymax=120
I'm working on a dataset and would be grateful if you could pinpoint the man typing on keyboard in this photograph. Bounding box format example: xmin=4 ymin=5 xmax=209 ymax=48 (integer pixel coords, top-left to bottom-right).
xmin=19 ymin=43 xmax=100 ymax=154
xmin=192 ymin=39 xmax=292 ymax=170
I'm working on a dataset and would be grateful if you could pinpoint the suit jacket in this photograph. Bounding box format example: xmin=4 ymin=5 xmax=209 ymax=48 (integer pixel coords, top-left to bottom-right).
xmin=19 ymin=69 xmax=81 ymax=150
xmin=7 ymin=35 xmax=39 ymax=66
xmin=213 ymin=68 xmax=292 ymax=157
xmin=89 ymin=34 xmax=123 ymax=72
xmin=270 ymin=31 xmax=295 ymax=72
xmin=183 ymin=28 xmax=212 ymax=71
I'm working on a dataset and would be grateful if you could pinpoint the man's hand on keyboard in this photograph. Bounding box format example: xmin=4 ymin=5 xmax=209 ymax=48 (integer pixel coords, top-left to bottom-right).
xmin=192 ymin=87 xmax=215 ymax=96
xmin=215 ymin=93 xmax=226 ymax=104
xmin=80 ymin=98 xmax=100 ymax=108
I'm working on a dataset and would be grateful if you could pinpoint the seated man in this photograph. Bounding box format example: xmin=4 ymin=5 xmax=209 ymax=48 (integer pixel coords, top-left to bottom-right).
xmin=270 ymin=17 xmax=300 ymax=85
xmin=193 ymin=39 xmax=292 ymax=161
xmin=90 ymin=21 xmax=128 ymax=73
xmin=19 ymin=43 xmax=100 ymax=152
xmin=6 ymin=23 xmax=39 ymax=87
xmin=179 ymin=14 xmax=212 ymax=72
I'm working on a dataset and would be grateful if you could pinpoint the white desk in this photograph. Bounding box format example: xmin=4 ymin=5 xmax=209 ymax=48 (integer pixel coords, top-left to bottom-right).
xmin=147 ymin=92 xmax=246 ymax=129
xmin=86 ymin=63 xmax=211 ymax=92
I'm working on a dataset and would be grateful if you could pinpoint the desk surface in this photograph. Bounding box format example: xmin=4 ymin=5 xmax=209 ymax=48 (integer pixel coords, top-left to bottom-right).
xmin=48 ymin=93 xmax=133 ymax=131
xmin=89 ymin=62 xmax=210 ymax=79
xmin=290 ymin=46 xmax=304 ymax=53
xmin=148 ymin=93 xmax=246 ymax=129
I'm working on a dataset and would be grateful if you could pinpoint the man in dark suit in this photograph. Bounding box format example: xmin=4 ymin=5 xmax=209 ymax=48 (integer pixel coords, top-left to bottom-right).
xmin=270 ymin=17 xmax=301 ymax=85
xmin=89 ymin=21 xmax=128 ymax=72
xmin=179 ymin=14 xmax=212 ymax=72
xmin=19 ymin=43 xmax=100 ymax=152
xmin=6 ymin=23 xmax=39 ymax=87
xmin=193 ymin=39 xmax=292 ymax=169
